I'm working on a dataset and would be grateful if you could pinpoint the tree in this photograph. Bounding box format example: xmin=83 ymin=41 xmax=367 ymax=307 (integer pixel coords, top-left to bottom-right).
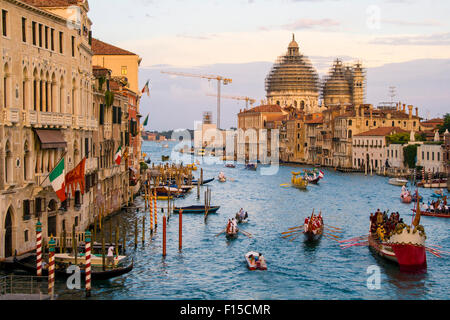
xmin=438 ymin=113 xmax=450 ymax=134
xmin=403 ymin=144 xmax=419 ymax=168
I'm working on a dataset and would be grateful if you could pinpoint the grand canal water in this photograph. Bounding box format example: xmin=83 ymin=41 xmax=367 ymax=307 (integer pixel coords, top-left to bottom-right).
xmin=6 ymin=140 xmax=450 ymax=300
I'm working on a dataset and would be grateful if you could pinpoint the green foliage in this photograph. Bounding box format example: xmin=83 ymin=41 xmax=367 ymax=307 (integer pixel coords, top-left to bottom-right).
xmin=98 ymin=77 xmax=106 ymax=91
xmin=403 ymin=144 xmax=419 ymax=168
xmin=386 ymin=132 xmax=426 ymax=145
xmin=105 ymin=90 xmax=114 ymax=107
xmin=438 ymin=113 xmax=450 ymax=134
xmin=140 ymin=161 xmax=148 ymax=172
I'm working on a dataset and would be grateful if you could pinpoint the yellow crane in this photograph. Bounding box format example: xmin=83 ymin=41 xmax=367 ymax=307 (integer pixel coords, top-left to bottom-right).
xmin=205 ymin=93 xmax=256 ymax=110
xmin=161 ymin=71 xmax=232 ymax=129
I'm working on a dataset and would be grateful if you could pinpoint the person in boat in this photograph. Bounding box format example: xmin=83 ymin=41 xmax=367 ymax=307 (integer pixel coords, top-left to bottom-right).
xmin=401 ymin=185 xmax=407 ymax=194
xmin=258 ymin=253 xmax=266 ymax=268
xmin=231 ymin=218 xmax=238 ymax=233
xmin=226 ymin=219 xmax=232 ymax=233
xmin=304 ymin=217 xmax=310 ymax=232
xmin=248 ymin=254 xmax=255 ymax=266
xmin=107 ymin=245 xmax=115 ymax=267
xmin=244 ymin=211 xmax=248 ymax=220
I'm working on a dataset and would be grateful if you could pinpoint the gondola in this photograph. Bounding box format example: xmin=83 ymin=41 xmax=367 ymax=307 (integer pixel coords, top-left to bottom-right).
xmin=161 ymin=155 xmax=170 ymax=161
xmin=12 ymin=254 xmax=133 ymax=281
xmin=245 ymin=164 xmax=257 ymax=171
xmin=190 ymin=178 xmax=215 ymax=185
xmin=172 ymin=205 xmax=220 ymax=214
xmin=225 ymin=164 xmax=236 ymax=168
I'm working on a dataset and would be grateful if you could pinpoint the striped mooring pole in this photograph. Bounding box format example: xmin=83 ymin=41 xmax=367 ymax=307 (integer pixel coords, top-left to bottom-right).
xmin=36 ymin=220 xmax=42 ymax=276
xmin=48 ymin=237 xmax=56 ymax=298
xmin=154 ymin=192 xmax=158 ymax=228
xmin=85 ymin=230 xmax=92 ymax=297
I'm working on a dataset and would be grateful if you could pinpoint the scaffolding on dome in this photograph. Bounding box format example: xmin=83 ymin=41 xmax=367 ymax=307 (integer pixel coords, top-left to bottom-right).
xmin=265 ymin=53 xmax=320 ymax=93
xmin=321 ymin=59 xmax=367 ymax=103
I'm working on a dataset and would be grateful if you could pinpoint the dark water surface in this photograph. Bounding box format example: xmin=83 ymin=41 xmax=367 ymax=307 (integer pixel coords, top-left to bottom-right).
xmin=6 ymin=141 xmax=450 ymax=300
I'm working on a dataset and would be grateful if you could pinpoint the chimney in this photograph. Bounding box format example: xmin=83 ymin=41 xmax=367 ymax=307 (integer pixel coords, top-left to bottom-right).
xmin=369 ymin=104 xmax=373 ymax=121
xmin=415 ymin=107 xmax=419 ymax=117
xmin=403 ymin=104 xmax=406 ymax=112
xmin=408 ymin=105 xmax=413 ymax=119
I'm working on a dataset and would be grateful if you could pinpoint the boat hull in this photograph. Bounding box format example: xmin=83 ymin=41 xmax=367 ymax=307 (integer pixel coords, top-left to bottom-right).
xmin=411 ymin=209 xmax=450 ymax=218
xmin=368 ymin=235 xmax=426 ymax=271
xmin=172 ymin=205 xmax=220 ymax=214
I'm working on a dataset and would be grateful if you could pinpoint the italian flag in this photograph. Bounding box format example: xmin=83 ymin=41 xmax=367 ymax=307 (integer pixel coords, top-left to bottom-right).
xmin=114 ymin=146 xmax=122 ymax=165
xmin=49 ymin=158 xmax=66 ymax=202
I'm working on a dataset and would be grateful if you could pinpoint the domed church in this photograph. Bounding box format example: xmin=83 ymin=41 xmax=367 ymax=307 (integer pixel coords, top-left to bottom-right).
xmin=265 ymin=35 xmax=320 ymax=113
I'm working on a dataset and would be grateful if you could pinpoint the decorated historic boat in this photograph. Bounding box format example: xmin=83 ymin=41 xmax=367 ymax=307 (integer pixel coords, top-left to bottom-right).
xmin=368 ymin=204 xmax=427 ymax=271
xmin=245 ymin=252 xmax=267 ymax=270
xmin=303 ymin=169 xmax=324 ymax=184
xmin=291 ymin=171 xmax=308 ymax=189
xmin=400 ymin=190 xmax=412 ymax=203
xmin=225 ymin=164 xmax=236 ymax=168
xmin=303 ymin=213 xmax=324 ymax=242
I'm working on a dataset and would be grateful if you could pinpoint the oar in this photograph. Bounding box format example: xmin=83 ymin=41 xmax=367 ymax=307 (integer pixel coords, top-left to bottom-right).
xmin=289 ymin=233 xmax=302 ymax=242
xmin=324 ymin=232 xmax=341 ymax=239
xmin=325 ymin=225 xmax=343 ymax=230
xmin=324 ymin=227 xmax=343 ymax=233
xmin=281 ymin=229 xmax=302 ymax=235
xmin=338 ymin=235 xmax=368 ymax=243
xmin=239 ymin=230 xmax=252 ymax=238
xmin=215 ymin=229 xmax=226 ymax=237
xmin=282 ymin=232 xmax=300 ymax=239
xmin=287 ymin=225 xmax=304 ymax=230
xmin=280 ymin=183 xmax=290 ymax=187
xmin=323 ymin=234 xmax=340 ymax=242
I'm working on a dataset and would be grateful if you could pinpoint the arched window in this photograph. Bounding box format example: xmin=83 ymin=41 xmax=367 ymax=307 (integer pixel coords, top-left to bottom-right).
xmin=5 ymin=140 xmax=13 ymax=183
xmin=51 ymin=73 xmax=56 ymax=112
xmin=348 ymin=130 xmax=352 ymax=138
xmin=22 ymin=67 xmax=29 ymax=110
xmin=3 ymin=63 xmax=11 ymax=108
xmin=33 ymin=69 xmax=38 ymax=111
xmin=59 ymin=76 xmax=65 ymax=113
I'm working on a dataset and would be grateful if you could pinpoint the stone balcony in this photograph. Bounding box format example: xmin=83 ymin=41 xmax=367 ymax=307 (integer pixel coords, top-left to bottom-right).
xmin=0 ymin=108 xmax=20 ymax=125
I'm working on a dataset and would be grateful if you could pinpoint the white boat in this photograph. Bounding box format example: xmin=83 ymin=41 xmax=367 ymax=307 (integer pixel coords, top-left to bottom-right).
xmin=245 ymin=251 xmax=267 ymax=270
xmin=54 ymin=253 xmax=126 ymax=267
xmin=388 ymin=178 xmax=408 ymax=186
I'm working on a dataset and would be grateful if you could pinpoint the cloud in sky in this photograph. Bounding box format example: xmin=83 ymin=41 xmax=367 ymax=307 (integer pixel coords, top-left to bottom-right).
xmin=282 ymin=18 xmax=340 ymax=30
xmin=371 ymin=32 xmax=450 ymax=46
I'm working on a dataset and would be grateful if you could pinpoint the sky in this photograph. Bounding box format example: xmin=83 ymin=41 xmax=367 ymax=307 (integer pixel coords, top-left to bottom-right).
xmin=88 ymin=0 xmax=450 ymax=130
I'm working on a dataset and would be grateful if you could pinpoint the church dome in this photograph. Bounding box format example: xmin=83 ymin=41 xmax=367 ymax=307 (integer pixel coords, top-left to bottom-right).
xmin=265 ymin=35 xmax=319 ymax=94
xmin=322 ymin=59 xmax=352 ymax=99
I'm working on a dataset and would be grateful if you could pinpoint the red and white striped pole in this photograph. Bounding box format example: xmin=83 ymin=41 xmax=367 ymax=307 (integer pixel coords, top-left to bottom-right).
xmin=85 ymin=230 xmax=92 ymax=297
xmin=150 ymin=190 xmax=154 ymax=232
xmin=154 ymin=191 xmax=158 ymax=228
xmin=36 ymin=221 xmax=42 ymax=276
xmin=48 ymin=237 xmax=56 ymax=298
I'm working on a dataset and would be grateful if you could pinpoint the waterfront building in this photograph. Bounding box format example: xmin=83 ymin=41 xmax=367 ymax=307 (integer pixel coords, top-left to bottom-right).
xmin=265 ymin=35 xmax=320 ymax=114
xmin=352 ymin=127 xmax=407 ymax=172
xmin=304 ymin=113 xmax=324 ymax=165
xmin=416 ymin=142 xmax=445 ymax=173
xmin=385 ymin=143 xmax=405 ymax=170
xmin=92 ymin=38 xmax=142 ymax=194
xmin=0 ymin=0 xmax=95 ymax=259
xmin=92 ymin=66 xmax=129 ymax=216
xmin=443 ymin=130 xmax=450 ymax=190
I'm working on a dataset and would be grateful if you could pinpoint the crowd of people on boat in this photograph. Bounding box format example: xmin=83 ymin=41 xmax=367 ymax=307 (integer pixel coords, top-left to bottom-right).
xmin=422 ymin=197 xmax=449 ymax=214
xmin=370 ymin=209 xmax=404 ymax=241
xmin=400 ymin=185 xmax=411 ymax=199
xmin=304 ymin=213 xmax=323 ymax=234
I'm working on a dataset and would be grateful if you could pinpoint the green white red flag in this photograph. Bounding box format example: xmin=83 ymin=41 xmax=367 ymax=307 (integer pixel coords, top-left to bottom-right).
xmin=114 ymin=146 xmax=122 ymax=165
xmin=49 ymin=158 xmax=66 ymax=202
xmin=141 ymin=80 xmax=150 ymax=96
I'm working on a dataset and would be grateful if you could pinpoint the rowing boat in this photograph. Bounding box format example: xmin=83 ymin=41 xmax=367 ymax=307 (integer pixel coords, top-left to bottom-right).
xmin=411 ymin=208 xmax=450 ymax=218
xmin=226 ymin=228 xmax=239 ymax=239
xmin=172 ymin=205 xmax=220 ymax=214
xmin=245 ymin=251 xmax=267 ymax=270
xmin=190 ymin=178 xmax=215 ymax=185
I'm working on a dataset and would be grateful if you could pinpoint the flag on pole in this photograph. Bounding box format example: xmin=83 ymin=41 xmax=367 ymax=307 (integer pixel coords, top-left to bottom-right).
xmin=141 ymin=80 xmax=150 ymax=96
xmin=65 ymin=158 xmax=86 ymax=196
xmin=114 ymin=146 xmax=122 ymax=165
xmin=143 ymin=114 xmax=149 ymax=126
xmin=49 ymin=158 xmax=66 ymax=202
xmin=318 ymin=170 xmax=324 ymax=179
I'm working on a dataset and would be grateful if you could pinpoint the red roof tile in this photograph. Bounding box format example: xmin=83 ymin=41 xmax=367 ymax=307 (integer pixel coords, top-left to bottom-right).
xmin=240 ymin=105 xmax=283 ymax=114
xmin=355 ymin=127 xmax=408 ymax=137
xmin=92 ymin=38 xmax=137 ymax=56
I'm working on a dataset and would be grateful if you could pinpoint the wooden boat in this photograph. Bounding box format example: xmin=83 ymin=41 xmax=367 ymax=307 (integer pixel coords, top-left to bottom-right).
xmin=225 ymin=164 xmax=236 ymax=168
xmin=304 ymin=224 xmax=323 ymax=242
xmin=161 ymin=155 xmax=170 ymax=161
xmin=172 ymin=205 xmax=220 ymax=214
xmin=190 ymin=178 xmax=215 ymax=185
xmin=54 ymin=253 xmax=126 ymax=267
xmin=235 ymin=211 xmax=248 ymax=224
xmin=368 ymin=210 xmax=427 ymax=271
xmin=411 ymin=208 xmax=450 ymax=218
xmin=388 ymin=178 xmax=408 ymax=186
xmin=226 ymin=227 xmax=239 ymax=239
xmin=219 ymin=177 xmax=226 ymax=182
xmin=291 ymin=171 xmax=308 ymax=190
xmin=13 ymin=254 xmax=133 ymax=281
xmin=400 ymin=192 xmax=412 ymax=203
xmin=418 ymin=179 xmax=447 ymax=188
xmin=245 ymin=252 xmax=267 ymax=270
xmin=305 ymin=175 xmax=320 ymax=184
xmin=245 ymin=163 xmax=257 ymax=171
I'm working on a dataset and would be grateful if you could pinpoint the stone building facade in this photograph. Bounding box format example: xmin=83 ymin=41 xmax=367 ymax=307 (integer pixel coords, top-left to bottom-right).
xmin=0 ymin=0 xmax=95 ymax=259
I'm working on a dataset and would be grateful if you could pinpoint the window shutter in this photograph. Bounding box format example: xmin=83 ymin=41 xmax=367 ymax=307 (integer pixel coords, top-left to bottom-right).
xmin=112 ymin=106 xmax=117 ymax=123
xmin=99 ymin=104 xmax=104 ymax=125
xmin=118 ymin=107 xmax=122 ymax=124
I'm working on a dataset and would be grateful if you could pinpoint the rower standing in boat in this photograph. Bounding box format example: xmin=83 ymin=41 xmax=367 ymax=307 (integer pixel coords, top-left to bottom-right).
xmin=231 ymin=218 xmax=238 ymax=232
xmin=107 ymin=246 xmax=114 ymax=267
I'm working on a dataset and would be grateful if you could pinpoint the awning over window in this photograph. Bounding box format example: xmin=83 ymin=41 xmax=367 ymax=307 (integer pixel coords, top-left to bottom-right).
xmin=35 ymin=129 xmax=67 ymax=149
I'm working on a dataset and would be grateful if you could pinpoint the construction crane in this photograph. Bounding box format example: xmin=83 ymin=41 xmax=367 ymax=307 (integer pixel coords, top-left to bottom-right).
xmin=206 ymin=93 xmax=256 ymax=110
xmin=161 ymin=71 xmax=232 ymax=129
